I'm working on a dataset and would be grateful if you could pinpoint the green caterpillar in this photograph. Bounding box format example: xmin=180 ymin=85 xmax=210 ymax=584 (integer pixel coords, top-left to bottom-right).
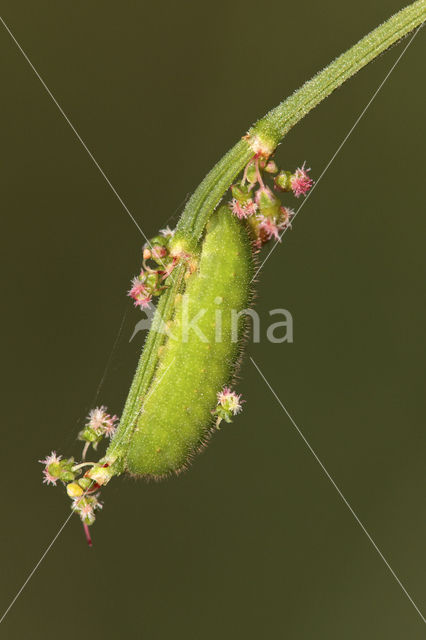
xmin=120 ymin=206 xmax=252 ymax=478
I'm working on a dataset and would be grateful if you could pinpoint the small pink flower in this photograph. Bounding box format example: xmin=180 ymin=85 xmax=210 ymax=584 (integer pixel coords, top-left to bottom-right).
xmin=279 ymin=206 xmax=294 ymax=230
xmin=87 ymin=406 xmax=118 ymax=438
xmin=72 ymin=494 xmax=103 ymax=525
xmin=79 ymin=503 xmax=94 ymax=518
xmin=72 ymin=499 xmax=95 ymax=524
xmin=290 ymin=163 xmax=313 ymax=198
xmin=231 ymin=199 xmax=245 ymax=218
xmin=217 ymin=387 xmax=243 ymax=415
xmin=257 ymin=216 xmax=282 ymax=242
xmin=39 ymin=451 xmax=62 ymax=467
xmin=88 ymin=407 xmax=107 ymax=431
xmin=159 ymin=226 xmax=175 ymax=238
xmin=128 ymin=272 xmax=152 ymax=308
xmin=217 ymin=386 xmax=232 ymax=403
xmin=128 ymin=274 xmax=147 ymax=299
xmin=102 ymin=415 xmax=119 ymax=438
xmin=258 ymin=207 xmax=294 ymax=243
xmin=243 ymin=200 xmax=258 ymax=217
xmin=134 ymin=294 xmax=152 ymax=309
xmin=42 ymin=468 xmax=58 ymax=486
xmin=230 ymin=198 xmax=257 ymax=219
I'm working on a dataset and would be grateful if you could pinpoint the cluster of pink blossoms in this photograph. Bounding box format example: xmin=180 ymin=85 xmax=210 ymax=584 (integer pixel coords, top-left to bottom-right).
xmin=40 ymin=404 xmax=119 ymax=542
xmin=86 ymin=406 xmax=118 ymax=439
xmin=72 ymin=493 xmax=102 ymax=527
xmin=229 ymin=156 xmax=313 ymax=246
xmin=257 ymin=211 xmax=292 ymax=242
xmin=128 ymin=272 xmax=153 ymax=309
xmin=215 ymin=387 xmax=244 ymax=424
xmin=78 ymin=405 xmax=119 ymax=456
xmin=39 ymin=451 xmax=77 ymax=487
xmin=230 ymin=198 xmax=258 ymax=220
xmin=128 ymin=227 xmax=176 ymax=310
xmin=290 ymin=164 xmax=313 ymax=198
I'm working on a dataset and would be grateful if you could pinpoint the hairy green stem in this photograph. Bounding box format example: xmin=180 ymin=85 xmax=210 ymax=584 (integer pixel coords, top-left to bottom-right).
xmin=175 ymin=0 xmax=425 ymax=246
xmin=107 ymin=263 xmax=187 ymax=467
xmin=252 ymin=0 xmax=425 ymax=146
xmin=107 ymin=0 xmax=425 ymax=471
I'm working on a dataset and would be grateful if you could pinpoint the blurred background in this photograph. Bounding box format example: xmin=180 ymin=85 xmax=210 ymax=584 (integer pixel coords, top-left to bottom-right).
xmin=1 ymin=1 xmax=425 ymax=638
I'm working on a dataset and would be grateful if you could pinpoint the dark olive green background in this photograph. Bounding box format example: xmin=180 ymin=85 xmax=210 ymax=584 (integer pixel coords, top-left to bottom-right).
xmin=1 ymin=1 xmax=425 ymax=638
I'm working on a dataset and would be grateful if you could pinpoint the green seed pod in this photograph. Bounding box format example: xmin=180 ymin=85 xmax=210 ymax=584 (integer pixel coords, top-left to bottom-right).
xmin=125 ymin=206 xmax=253 ymax=478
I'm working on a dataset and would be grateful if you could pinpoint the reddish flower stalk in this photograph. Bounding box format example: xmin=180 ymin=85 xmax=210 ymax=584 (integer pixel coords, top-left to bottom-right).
xmin=83 ymin=522 xmax=93 ymax=547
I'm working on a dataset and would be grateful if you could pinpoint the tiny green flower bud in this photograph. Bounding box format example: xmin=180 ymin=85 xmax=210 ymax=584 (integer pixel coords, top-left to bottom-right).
xmin=231 ymin=183 xmax=251 ymax=203
xmin=152 ymin=245 xmax=168 ymax=262
xmin=255 ymin=186 xmax=281 ymax=218
xmin=149 ymin=235 xmax=169 ymax=249
xmin=245 ymin=161 xmax=257 ymax=184
xmin=46 ymin=457 xmax=77 ymax=483
xmin=61 ymin=470 xmax=76 ymax=483
xmin=274 ymin=170 xmax=292 ymax=191
xmin=145 ymin=272 xmax=160 ymax=291
xmin=47 ymin=462 xmax=63 ymax=478
xmin=78 ymin=427 xmax=98 ymax=443
xmin=78 ymin=477 xmax=92 ymax=490
xmin=264 ymin=160 xmax=278 ymax=174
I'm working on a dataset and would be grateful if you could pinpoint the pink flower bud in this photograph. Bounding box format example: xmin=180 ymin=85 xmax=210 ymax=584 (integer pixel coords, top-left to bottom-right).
xmin=159 ymin=226 xmax=175 ymax=238
xmin=290 ymin=163 xmax=313 ymax=197
xmin=87 ymin=406 xmax=119 ymax=438
xmin=264 ymin=160 xmax=278 ymax=174
xmin=128 ymin=271 xmax=153 ymax=308
xmin=257 ymin=207 xmax=293 ymax=243
xmin=257 ymin=215 xmax=281 ymax=242
xmin=42 ymin=468 xmax=59 ymax=485
xmin=230 ymin=198 xmax=257 ymax=219
xmin=39 ymin=451 xmax=62 ymax=467
xmin=134 ymin=295 xmax=152 ymax=309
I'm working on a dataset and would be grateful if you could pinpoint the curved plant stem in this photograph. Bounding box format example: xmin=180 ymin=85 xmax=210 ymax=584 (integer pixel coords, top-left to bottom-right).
xmin=107 ymin=263 xmax=187 ymax=467
xmin=175 ymin=0 xmax=425 ymax=246
xmin=174 ymin=140 xmax=253 ymax=245
xmin=106 ymin=0 xmax=425 ymax=471
xmin=252 ymin=0 xmax=425 ymax=146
